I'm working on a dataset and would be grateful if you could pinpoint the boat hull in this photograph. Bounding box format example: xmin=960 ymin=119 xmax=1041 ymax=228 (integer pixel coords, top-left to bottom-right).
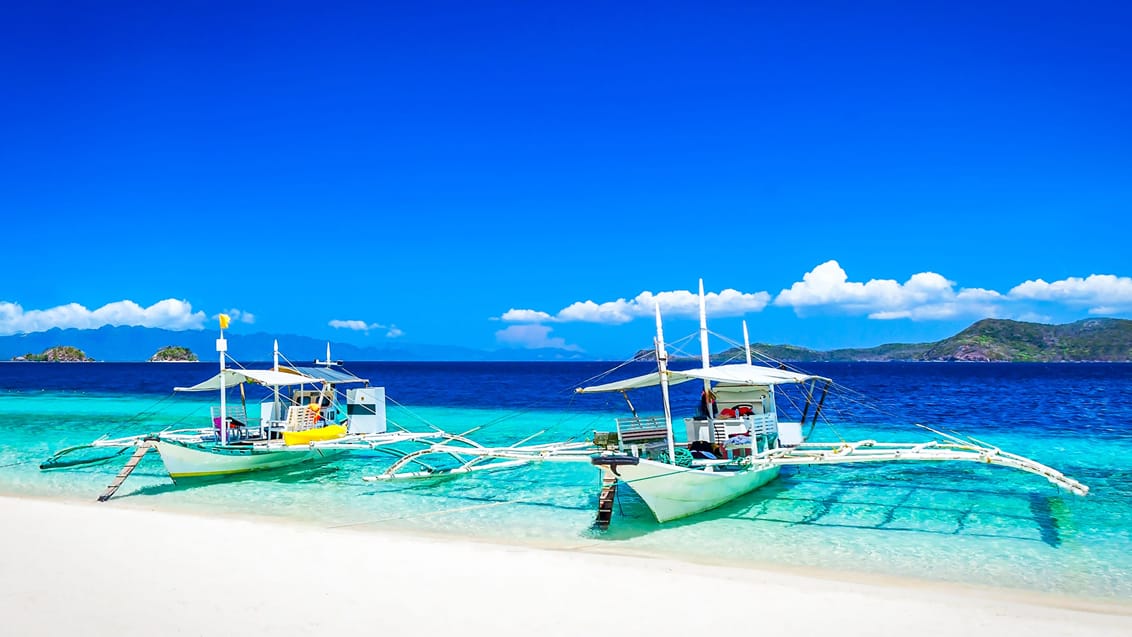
xmin=154 ymin=439 xmax=339 ymax=479
xmin=601 ymin=459 xmax=780 ymax=523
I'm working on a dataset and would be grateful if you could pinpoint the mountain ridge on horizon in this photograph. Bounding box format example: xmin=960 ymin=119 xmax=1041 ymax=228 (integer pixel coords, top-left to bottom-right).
xmin=721 ymin=317 xmax=1132 ymax=363
xmin=3 ymin=318 xmax=1131 ymax=363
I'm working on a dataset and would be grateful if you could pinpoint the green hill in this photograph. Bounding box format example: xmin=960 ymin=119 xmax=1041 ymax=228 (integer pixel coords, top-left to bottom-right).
xmin=919 ymin=318 xmax=1132 ymax=362
xmin=717 ymin=318 xmax=1132 ymax=362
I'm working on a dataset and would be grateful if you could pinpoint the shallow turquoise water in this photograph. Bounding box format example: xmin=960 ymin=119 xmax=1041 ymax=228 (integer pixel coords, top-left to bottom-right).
xmin=3 ymin=386 xmax=1130 ymax=601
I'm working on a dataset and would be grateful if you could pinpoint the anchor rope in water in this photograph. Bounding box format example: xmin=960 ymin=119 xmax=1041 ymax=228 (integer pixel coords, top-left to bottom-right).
xmin=102 ymin=392 xmax=182 ymax=438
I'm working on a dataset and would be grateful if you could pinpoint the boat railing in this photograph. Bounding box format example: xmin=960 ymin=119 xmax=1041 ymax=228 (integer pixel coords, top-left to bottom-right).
xmin=284 ymin=405 xmax=321 ymax=432
xmin=209 ymin=405 xmax=257 ymax=441
xmin=612 ymin=416 xmax=670 ymax=454
xmin=209 ymin=405 xmax=251 ymax=425
xmin=746 ymin=413 xmax=777 ymax=436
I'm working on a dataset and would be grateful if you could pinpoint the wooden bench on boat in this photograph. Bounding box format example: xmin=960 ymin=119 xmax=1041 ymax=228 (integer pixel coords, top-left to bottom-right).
xmin=210 ymin=405 xmax=251 ymax=440
xmin=610 ymin=416 xmax=670 ymax=454
xmin=710 ymin=413 xmax=782 ymax=457
xmin=284 ymin=405 xmax=321 ymax=432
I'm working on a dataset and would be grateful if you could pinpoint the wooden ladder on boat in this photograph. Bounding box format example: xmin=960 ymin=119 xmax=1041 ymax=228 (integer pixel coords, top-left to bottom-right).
xmin=595 ymin=474 xmax=618 ymax=530
xmin=98 ymin=441 xmax=154 ymax=502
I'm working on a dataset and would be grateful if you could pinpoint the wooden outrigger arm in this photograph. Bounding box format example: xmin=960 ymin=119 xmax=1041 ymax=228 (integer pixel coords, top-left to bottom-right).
xmin=366 ymin=438 xmax=598 ymax=481
xmin=39 ymin=428 xmax=215 ymax=471
xmin=760 ymin=440 xmax=1089 ymax=495
xmin=370 ymin=436 xmax=1088 ymax=496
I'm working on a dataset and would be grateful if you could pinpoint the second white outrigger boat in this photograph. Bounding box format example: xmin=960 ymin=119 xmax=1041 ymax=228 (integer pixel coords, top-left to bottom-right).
xmin=374 ymin=281 xmax=1089 ymax=527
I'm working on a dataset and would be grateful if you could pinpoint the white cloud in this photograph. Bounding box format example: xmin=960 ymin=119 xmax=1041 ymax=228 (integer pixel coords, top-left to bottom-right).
xmin=495 ymin=264 xmax=1132 ymax=333
xmin=329 ymin=319 xmax=371 ymax=331
xmin=774 ymin=260 xmax=1004 ymax=320
xmin=329 ymin=319 xmax=403 ymax=338
xmin=217 ymin=308 xmax=255 ymax=324
xmin=0 ymin=299 xmax=206 ymax=336
xmin=1008 ymin=275 xmax=1132 ymax=313
xmin=495 ymin=324 xmax=582 ymax=351
xmin=501 ymin=288 xmax=771 ymax=325
xmin=499 ymin=309 xmax=554 ymax=322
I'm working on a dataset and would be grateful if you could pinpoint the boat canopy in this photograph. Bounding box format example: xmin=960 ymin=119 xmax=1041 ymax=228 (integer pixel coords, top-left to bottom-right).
xmin=576 ymin=372 xmax=696 ymax=394
xmin=576 ymin=364 xmax=828 ymax=394
xmin=676 ymin=364 xmax=828 ymax=386
xmin=286 ymin=366 xmax=368 ymax=385
xmin=174 ymin=369 xmax=324 ymax=392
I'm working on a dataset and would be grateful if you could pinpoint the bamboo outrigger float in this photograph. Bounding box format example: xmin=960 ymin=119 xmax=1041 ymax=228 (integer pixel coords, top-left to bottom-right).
xmin=372 ymin=280 xmax=1088 ymax=527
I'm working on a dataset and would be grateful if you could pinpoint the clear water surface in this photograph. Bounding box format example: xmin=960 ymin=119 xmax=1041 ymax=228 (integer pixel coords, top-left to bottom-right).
xmin=1 ymin=361 xmax=1129 ymax=600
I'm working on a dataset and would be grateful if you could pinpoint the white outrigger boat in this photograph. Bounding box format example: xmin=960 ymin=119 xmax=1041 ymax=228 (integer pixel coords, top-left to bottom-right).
xmin=373 ymin=281 xmax=1089 ymax=527
xmin=41 ymin=318 xmax=462 ymax=500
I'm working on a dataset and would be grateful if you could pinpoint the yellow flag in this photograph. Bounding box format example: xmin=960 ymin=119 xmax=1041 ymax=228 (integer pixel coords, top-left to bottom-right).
xmin=219 ymin=314 xmax=231 ymax=329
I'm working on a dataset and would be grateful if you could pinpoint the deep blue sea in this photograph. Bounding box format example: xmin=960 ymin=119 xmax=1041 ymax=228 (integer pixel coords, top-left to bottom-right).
xmin=2 ymin=361 xmax=1130 ymax=600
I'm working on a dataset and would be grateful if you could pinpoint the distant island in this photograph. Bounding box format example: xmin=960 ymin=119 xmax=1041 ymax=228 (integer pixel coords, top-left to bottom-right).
xmin=733 ymin=318 xmax=1132 ymax=362
xmin=12 ymin=346 xmax=94 ymax=362
xmin=636 ymin=318 xmax=1132 ymax=363
xmin=149 ymin=346 xmax=198 ymax=362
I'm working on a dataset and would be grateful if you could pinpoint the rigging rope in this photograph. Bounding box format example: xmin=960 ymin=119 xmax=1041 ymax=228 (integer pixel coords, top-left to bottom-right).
xmin=744 ymin=347 xmax=994 ymax=445
xmin=103 ymin=392 xmax=182 ymax=438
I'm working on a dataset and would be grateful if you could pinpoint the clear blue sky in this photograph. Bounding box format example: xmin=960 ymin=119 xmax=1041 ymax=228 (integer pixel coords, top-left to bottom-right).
xmin=2 ymin=1 xmax=1130 ymax=358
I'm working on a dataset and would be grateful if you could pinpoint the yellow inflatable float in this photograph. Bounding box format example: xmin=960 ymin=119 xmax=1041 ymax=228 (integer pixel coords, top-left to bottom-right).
xmin=282 ymin=424 xmax=347 ymax=446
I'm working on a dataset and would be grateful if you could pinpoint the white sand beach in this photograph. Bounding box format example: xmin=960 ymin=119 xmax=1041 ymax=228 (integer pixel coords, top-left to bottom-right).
xmin=2 ymin=495 xmax=1129 ymax=637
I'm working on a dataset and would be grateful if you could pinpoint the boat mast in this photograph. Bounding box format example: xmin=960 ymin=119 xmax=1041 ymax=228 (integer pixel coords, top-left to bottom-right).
xmin=743 ymin=319 xmax=758 ymax=455
xmin=742 ymin=320 xmax=753 ymax=365
xmin=273 ymin=339 xmax=280 ymax=430
xmin=218 ymin=314 xmax=230 ymax=445
xmin=654 ymin=304 xmax=676 ymax=464
xmin=697 ymin=279 xmax=712 ymax=403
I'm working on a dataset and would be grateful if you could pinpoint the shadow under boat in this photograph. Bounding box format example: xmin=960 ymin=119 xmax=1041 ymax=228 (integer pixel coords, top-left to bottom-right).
xmin=107 ymin=450 xmax=1073 ymax=550
xmin=594 ymin=466 xmax=1072 ymax=548
xmin=118 ymin=459 xmax=345 ymax=498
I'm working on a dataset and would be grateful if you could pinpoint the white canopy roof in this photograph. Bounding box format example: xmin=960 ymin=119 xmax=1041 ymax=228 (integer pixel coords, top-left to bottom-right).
xmin=175 ymin=369 xmax=323 ymax=392
xmin=575 ymin=372 xmax=696 ymax=394
xmin=576 ymin=363 xmax=828 ymax=394
xmin=675 ymin=364 xmax=828 ymax=386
